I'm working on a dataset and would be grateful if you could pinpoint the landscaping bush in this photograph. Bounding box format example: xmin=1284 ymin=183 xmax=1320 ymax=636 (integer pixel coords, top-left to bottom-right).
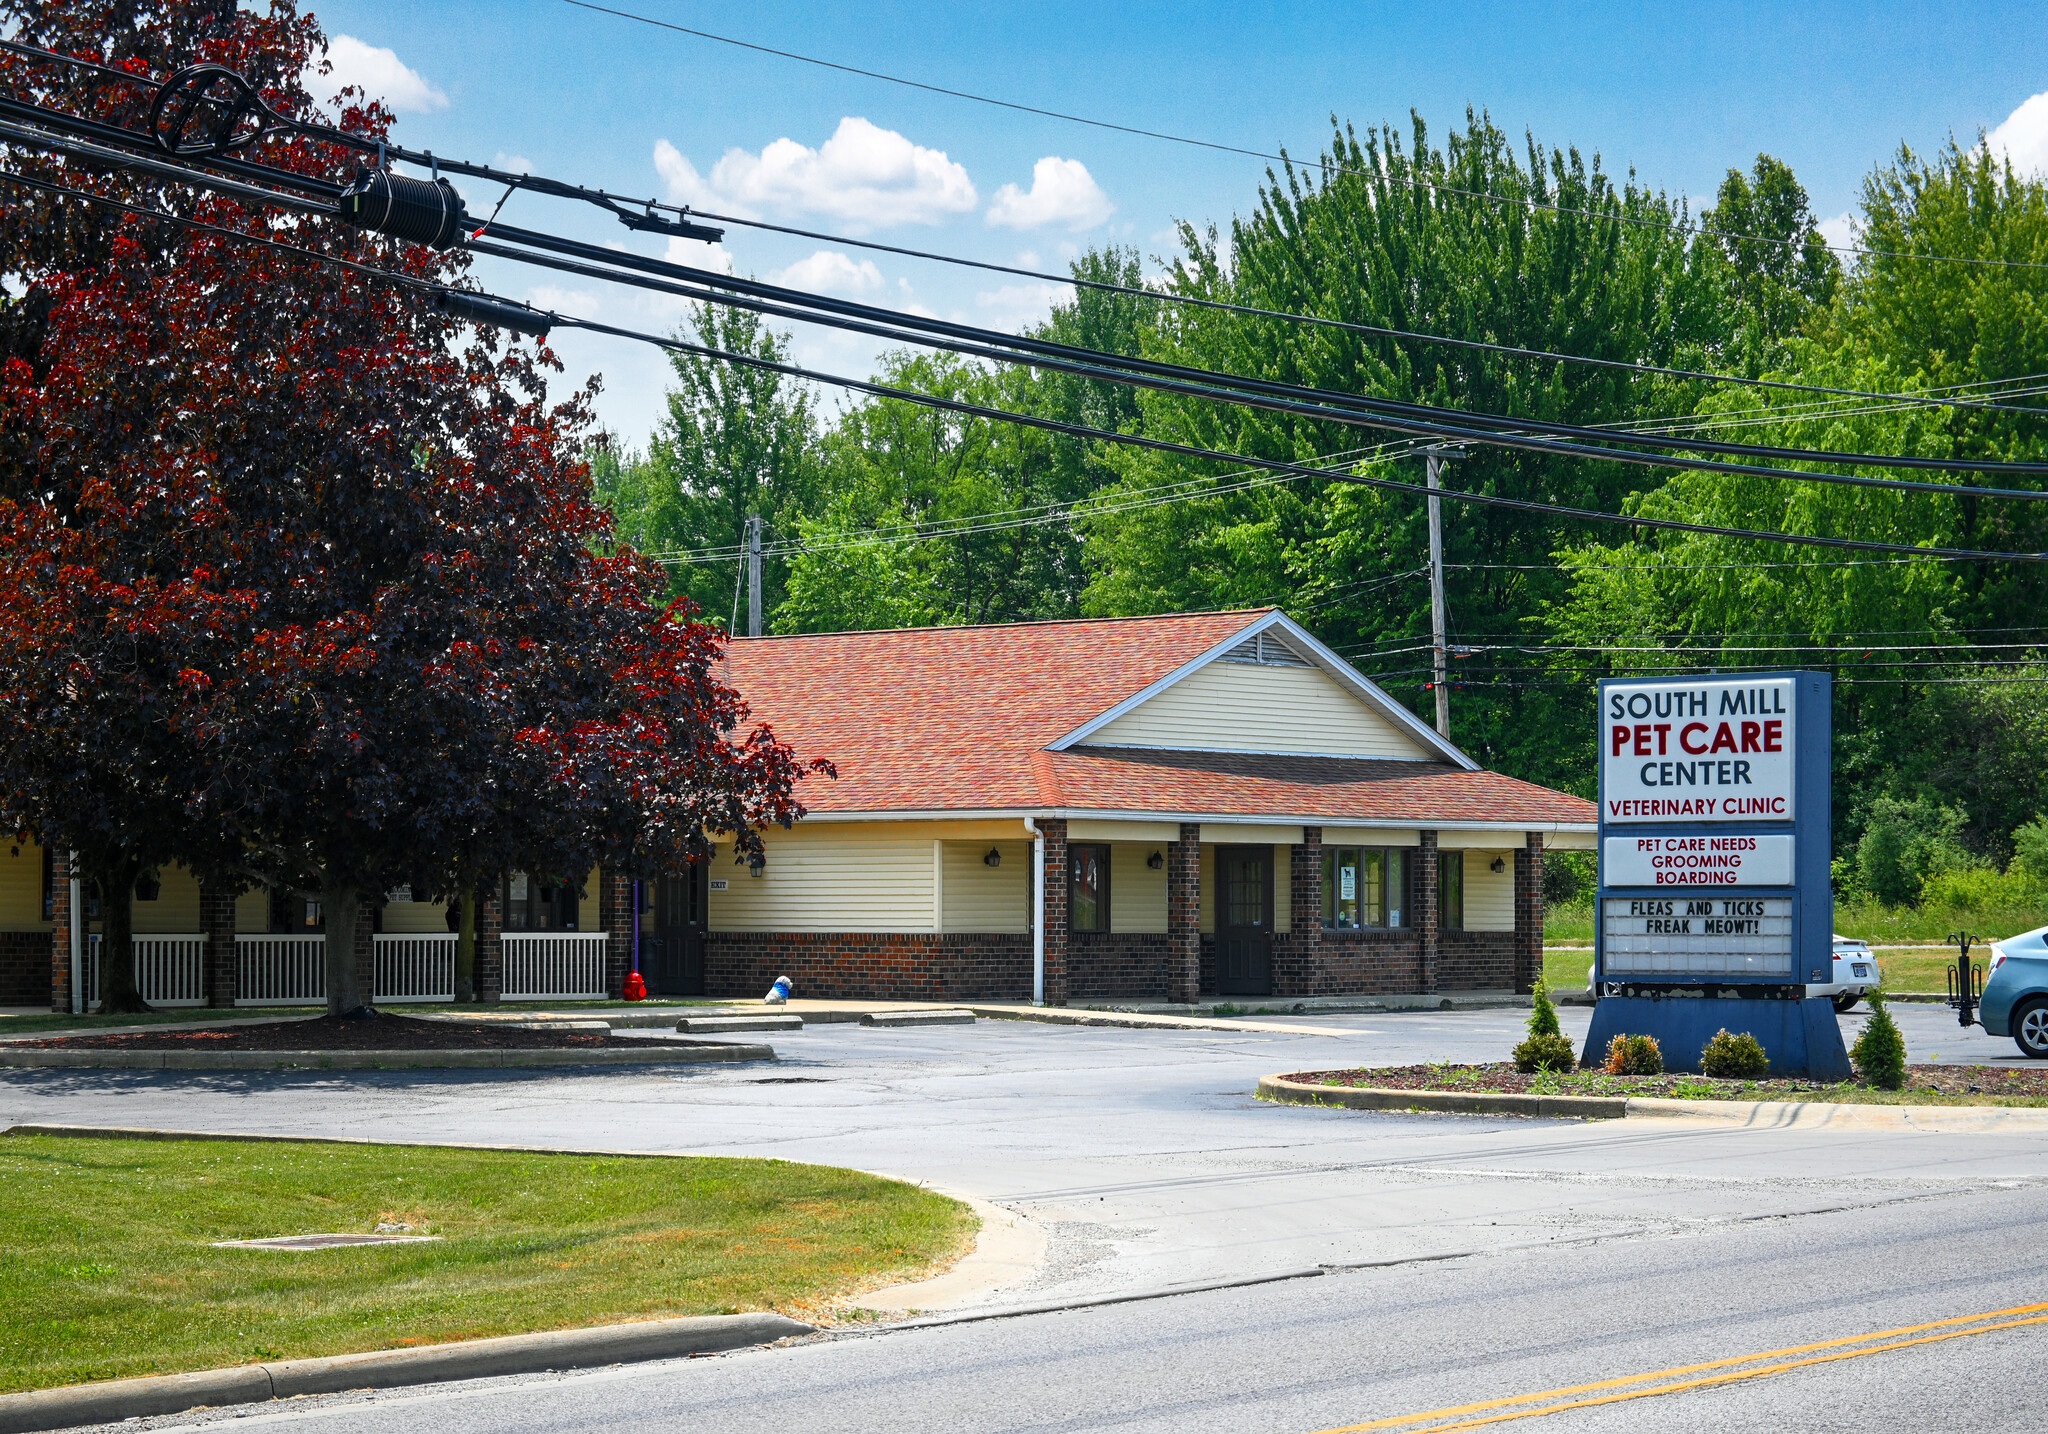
xmin=2014 ymin=815 xmax=2048 ymax=886
xmin=1604 ymin=1033 xmax=1663 ymax=1076
xmin=1851 ymin=992 xmax=1909 ymax=1090
xmin=1513 ymin=979 xmax=1579 ymax=1072
xmin=1700 ymin=1028 xmax=1770 ymax=1079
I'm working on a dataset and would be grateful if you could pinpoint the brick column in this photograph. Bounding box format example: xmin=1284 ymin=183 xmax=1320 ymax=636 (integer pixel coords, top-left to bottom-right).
xmin=1417 ymin=830 xmax=1441 ymax=994
xmin=1039 ymin=819 xmax=1069 ymax=1006
xmin=200 ymin=880 xmax=238 ymax=1008
xmin=49 ymin=848 xmax=73 ymax=1014
xmin=478 ymin=884 xmax=503 ymax=1004
xmin=1166 ymin=822 xmax=1201 ymax=1004
xmin=599 ymin=868 xmax=633 ymax=997
xmin=354 ymin=895 xmax=377 ymax=1008
xmin=1514 ymin=832 xmax=1545 ymax=995
xmin=1278 ymin=827 xmax=1324 ymax=997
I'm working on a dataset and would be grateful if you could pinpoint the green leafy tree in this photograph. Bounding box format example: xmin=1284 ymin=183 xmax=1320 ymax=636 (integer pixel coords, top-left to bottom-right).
xmin=1696 ymin=154 xmax=1842 ymax=368
xmin=598 ymin=304 xmax=819 ymax=625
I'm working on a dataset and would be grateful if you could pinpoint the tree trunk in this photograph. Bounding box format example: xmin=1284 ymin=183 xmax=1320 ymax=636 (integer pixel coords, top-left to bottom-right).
xmin=454 ymin=883 xmax=477 ymax=1003
xmin=90 ymin=853 xmax=149 ymax=1014
xmin=321 ymin=870 xmax=366 ymax=1017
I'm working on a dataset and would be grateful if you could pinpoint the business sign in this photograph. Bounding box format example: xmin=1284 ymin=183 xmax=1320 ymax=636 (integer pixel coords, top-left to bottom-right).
xmin=1601 ymin=834 xmax=1794 ymax=887
xmin=1595 ymin=671 xmax=1831 ymax=991
xmin=1601 ymin=677 xmax=1795 ymax=824
xmin=1602 ymin=896 xmax=1793 ymax=978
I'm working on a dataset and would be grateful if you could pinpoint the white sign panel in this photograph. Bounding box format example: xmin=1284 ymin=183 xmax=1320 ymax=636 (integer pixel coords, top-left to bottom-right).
xmin=1602 ymin=896 xmax=1793 ymax=977
xmin=1602 ymin=678 xmax=1795 ymax=824
xmin=1602 ymin=834 xmax=1794 ymax=888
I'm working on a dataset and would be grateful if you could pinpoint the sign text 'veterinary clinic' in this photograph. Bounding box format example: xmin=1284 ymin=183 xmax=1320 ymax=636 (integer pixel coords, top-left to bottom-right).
xmin=1600 ymin=677 xmax=1795 ymax=824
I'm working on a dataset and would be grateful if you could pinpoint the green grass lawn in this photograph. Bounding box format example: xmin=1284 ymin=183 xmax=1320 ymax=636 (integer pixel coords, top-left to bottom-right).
xmin=0 ymin=1135 xmax=974 ymax=1393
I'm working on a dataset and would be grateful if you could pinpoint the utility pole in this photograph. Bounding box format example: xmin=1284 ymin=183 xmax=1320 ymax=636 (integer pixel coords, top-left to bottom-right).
xmin=745 ymin=514 xmax=763 ymax=638
xmin=1422 ymin=447 xmax=1459 ymax=739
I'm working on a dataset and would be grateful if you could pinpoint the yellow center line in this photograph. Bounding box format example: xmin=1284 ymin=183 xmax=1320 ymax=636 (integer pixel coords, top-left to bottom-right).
xmin=1308 ymin=1302 xmax=2048 ymax=1434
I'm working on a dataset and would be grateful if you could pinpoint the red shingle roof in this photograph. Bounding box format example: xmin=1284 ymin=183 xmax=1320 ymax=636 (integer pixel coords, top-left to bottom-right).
xmin=720 ymin=611 xmax=1594 ymax=827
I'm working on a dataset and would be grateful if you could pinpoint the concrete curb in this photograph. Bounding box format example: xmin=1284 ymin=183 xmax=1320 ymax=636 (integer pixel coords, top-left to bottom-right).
xmin=0 ymin=1042 xmax=773 ymax=1071
xmin=1257 ymin=1076 xmax=2048 ymax=1132
xmin=861 ymin=1010 xmax=975 ymax=1027
xmin=676 ymin=1015 xmax=803 ymax=1033
xmin=0 ymin=1312 xmax=812 ymax=1433
xmin=1256 ymin=1074 xmax=1628 ymax=1119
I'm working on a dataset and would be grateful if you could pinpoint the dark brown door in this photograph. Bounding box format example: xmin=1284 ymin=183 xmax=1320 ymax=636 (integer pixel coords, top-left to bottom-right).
xmin=647 ymin=864 xmax=708 ymax=996
xmin=1215 ymin=845 xmax=1273 ymax=996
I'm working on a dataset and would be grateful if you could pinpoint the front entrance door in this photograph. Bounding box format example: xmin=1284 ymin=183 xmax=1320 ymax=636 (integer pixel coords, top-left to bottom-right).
xmin=646 ymin=864 xmax=708 ymax=997
xmin=1215 ymin=845 xmax=1273 ymax=996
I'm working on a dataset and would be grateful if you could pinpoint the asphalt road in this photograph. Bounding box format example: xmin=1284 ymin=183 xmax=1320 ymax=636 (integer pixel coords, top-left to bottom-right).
xmin=5 ymin=1002 xmax=2044 ymax=1431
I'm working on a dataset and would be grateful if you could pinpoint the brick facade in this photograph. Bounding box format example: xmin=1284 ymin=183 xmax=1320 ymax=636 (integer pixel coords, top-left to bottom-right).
xmin=1038 ymin=818 xmax=1068 ymax=1006
xmin=200 ymin=881 xmax=237 ymax=1008
xmin=1514 ymin=831 xmax=1545 ymax=994
xmin=705 ymin=931 xmax=1031 ymax=1002
xmin=351 ymin=895 xmax=376 ymax=1009
xmin=0 ymin=930 xmax=46 ymax=1006
xmin=1166 ymin=822 xmax=1201 ymax=1003
xmin=1271 ymin=828 xmax=1325 ymax=997
xmin=477 ymin=887 xmax=503 ymax=1004
xmin=1069 ymin=931 xmax=1173 ymax=999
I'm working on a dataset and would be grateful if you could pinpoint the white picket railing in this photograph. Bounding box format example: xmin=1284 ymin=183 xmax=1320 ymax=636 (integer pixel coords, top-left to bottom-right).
xmin=235 ymin=934 xmax=326 ymax=1007
xmin=501 ymin=931 xmax=610 ymax=1001
xmin=374 ymin=933 xmax=455 ymax=1003
xmin=81 ymin=934 xmax=206 ymax=1008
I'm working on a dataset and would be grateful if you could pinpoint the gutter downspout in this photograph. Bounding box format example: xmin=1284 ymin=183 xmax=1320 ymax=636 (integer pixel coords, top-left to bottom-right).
xmin=68 ymin=852 xmax=81 ymax=1015
xmin=1025 ymin=817 xmax=1044 ymax=1006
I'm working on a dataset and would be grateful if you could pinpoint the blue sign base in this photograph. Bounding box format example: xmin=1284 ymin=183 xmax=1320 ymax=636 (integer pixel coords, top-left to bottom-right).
xmin=1582 ymin=996 xmax=1852 ymax=1081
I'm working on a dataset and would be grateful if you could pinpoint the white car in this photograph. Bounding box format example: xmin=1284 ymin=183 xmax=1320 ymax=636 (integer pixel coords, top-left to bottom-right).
xmin=1586 ymin=934 xmax=1881 ymax=1011
xmin=1812 ymin=934 xmax=1882 ymax=1012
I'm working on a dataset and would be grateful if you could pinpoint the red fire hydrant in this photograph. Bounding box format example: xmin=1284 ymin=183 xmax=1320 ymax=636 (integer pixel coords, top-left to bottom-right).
xmin=622 ymin=970 xmax=648 ymax=1002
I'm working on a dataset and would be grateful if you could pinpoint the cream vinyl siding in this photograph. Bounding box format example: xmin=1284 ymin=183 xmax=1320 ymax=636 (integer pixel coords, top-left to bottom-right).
xmin=942 ymin=841 xmax=1029 ymax=933
xmin=132 ymin=864 xmax=200 ymax=934
xmin=1460 ymin=849 xmax=1514 ymax=932
xmin=710 ymin=825 xmax=934 ymax=933
xmin=1110 ymin=843 xmax=1167 ymax=934
xmin=382 ymin=900 xmax=450 ymax=934
xmin=1084 ymin=661 xmax=1433 ymax=759
xmin=236 ymin=887 xmax=269 ymax=932
xmin=0 ymin=838 xmax=46 ymax=929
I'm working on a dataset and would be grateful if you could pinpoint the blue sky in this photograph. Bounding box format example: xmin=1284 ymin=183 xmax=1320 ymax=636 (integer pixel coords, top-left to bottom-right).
xmin=307 ymin=0 xmax=2048 ymax=446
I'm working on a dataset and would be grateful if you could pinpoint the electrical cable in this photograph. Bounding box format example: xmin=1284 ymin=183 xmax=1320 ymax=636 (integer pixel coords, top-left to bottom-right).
xmin=676 ymin=202 xmax=2048 ymax=419
xmin=562 ymin=0 xmax=2048 ymax=276
xmin=8 ymin=71 xmax=2047 ymax=479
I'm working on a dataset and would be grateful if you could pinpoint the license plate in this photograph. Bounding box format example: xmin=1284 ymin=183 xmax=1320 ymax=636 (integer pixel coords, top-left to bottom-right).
xmin=1852 ymin=964 xmax=1870 ymax=977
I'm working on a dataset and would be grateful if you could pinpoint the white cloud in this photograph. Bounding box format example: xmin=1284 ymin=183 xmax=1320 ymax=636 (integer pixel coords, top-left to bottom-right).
xmin=1816 ymin=210 xmax=1857 ymax=253
xmin=770 ymin=250 xmax=885 ymax=294
xmin=663 ymin=234 xmax=735 ymax=277
xmin=1986 ymin=89 xmax=2048 ymax=175
xmin=655 ymin=119 xmax=976 ymax=230
xmin=986 ymin=157 xmax=1113 ymax=231
xmin=494 ymin=152 xmax=535 ymax=175
xmin=316 ymin=35 xmax=447 ymax=114
xmin=976 ymin=281 xmax=1073 ymax=331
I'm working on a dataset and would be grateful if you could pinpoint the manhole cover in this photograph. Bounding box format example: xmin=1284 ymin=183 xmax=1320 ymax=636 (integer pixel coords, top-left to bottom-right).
xmin=213 ymin=1233 xmax=444 ymax=1250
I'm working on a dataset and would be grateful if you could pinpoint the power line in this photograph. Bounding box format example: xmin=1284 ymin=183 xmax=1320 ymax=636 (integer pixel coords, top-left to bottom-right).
xmin=564 ymin=0 xmax=2048 ymax=276
xmin=676 ymin=203 xmax=2048 ymax=419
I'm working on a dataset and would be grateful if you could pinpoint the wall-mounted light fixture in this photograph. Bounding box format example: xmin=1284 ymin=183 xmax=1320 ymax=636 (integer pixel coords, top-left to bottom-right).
xmin=748 ymin=851 xmax=767 ymax=879
xmin=1147 ymin=850 xmax=1165 ymax=870
xmin=983 ymin=847 xmax=1002 ymax=868
xmin=1490 ymin=857 xmax=1506 ymax=874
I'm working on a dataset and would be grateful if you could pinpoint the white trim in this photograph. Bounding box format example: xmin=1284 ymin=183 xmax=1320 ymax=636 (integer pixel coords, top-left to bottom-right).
xmin=788 ymin=807 xmax=1594 ymax=834
xmin=1046 ymin=610 xmax=1478 ymax=770
xmin=1025 ymin=817 xmax=1044 ymax=1005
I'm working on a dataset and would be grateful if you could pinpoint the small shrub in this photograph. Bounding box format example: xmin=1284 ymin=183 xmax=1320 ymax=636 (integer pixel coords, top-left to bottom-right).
xmin=1604 ymin=1033 xmax=1663 ymax=1076
xmin=1700 ymin=1028 xmax=1770 ymax=1079
xmin=1514 ymin=1032 xmax=1579 ymax=1073
xmin=1526 ymin=980 xmax=1561 ymax=1039
xmin=1851 ymin=991 xmax=1909 ymax=1090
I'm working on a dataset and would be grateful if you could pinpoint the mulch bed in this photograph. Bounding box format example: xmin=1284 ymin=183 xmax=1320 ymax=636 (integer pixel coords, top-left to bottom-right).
xmin=1286 ymin=1062 xmax=2048 ymax=1101
xmin=21 ymin=1015 xmax=636 ymax=1052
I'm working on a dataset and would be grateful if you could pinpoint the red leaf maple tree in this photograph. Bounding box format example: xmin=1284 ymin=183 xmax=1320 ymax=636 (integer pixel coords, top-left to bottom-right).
xmin=0 ymin=1 xmax=828 ymax=1013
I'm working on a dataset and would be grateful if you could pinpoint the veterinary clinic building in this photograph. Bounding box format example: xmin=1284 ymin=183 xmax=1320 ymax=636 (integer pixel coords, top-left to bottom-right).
xmin=684 ymin=608 xmax=1595 ymax=1004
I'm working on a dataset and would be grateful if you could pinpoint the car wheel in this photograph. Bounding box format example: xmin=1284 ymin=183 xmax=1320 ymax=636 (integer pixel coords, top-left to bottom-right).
xmin=1832 ymin=992 xmax=1860 ymax=1013
xmin=2014 ymin=1001 xmax=2048 ymax=1060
